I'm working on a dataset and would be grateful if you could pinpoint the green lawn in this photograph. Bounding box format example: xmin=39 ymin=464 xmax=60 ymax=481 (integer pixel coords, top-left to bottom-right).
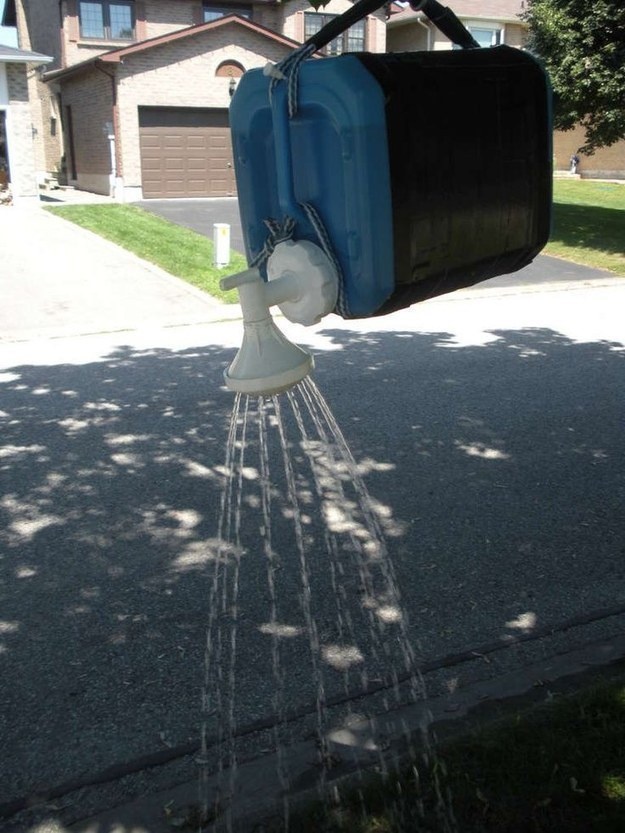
xmin=547 ymin=181 xmax=625 ymax=275
xmin=46 ymin=180 xmax=625 ymax=308
xmin=286 ymin=672 xmax=625 ymax=833
xmin=45 ymin=204 xmax=245 ymax=303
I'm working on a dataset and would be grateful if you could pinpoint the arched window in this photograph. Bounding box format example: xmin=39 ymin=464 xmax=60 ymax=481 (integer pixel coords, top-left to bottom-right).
xmin=215 ymin=60 xmax=245 ymax=78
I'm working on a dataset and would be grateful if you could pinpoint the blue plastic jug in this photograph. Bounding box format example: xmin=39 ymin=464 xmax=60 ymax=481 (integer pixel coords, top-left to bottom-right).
xmin=230 ymin=45 xmax=552 ymax=319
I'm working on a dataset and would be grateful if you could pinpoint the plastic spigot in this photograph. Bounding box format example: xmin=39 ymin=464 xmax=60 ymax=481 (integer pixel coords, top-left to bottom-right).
xmin=219 ymin=240 xmax=338 ymax=396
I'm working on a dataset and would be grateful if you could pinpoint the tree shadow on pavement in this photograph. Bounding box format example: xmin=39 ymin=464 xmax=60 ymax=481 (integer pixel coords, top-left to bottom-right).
xmin=1 ymin=326 xmax=624 ymax=831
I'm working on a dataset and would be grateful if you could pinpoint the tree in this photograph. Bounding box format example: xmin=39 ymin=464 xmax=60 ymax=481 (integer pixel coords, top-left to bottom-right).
xmin=524 ymin=0 xmax=625 ymax=153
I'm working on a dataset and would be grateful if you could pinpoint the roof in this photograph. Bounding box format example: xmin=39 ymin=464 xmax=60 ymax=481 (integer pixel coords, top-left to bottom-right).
xmin=0 ymin=43 xmax=52 ymax=64
xmin=389 ymin=0 xmax=527 ymax=27
xmin=44 ymin=14 xmax=304 ymax=82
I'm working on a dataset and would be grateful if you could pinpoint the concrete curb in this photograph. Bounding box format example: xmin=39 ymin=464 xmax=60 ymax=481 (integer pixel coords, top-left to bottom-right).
xmin=52 ymin=630 xmax=625 ymax=833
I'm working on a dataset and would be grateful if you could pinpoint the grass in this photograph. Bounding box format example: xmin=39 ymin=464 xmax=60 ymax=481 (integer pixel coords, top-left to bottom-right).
xmin=46 ymin=181 xmax=624 ymax=308
xmin=547 ymin=180 xmax=625 ymax=275
xmin=44 ymin=204 xmax=246 ymax=303
xmin=287 ymin=673 xmax=625 ymax=833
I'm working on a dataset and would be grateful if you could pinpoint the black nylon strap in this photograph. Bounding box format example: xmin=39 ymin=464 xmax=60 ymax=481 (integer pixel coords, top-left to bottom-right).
xmin=411 ymin=0 xmax=480 ymax=49
xmin=305 ymin=0 xmax=388 ymax=51
xmin=305 ymin=0 xmax=479 ymax=53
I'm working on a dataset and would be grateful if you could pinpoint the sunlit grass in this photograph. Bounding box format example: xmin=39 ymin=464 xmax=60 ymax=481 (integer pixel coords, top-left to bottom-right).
xmin=546 ymin=180 xmax=625 ymax=275
xmin=46 ymin=181 xmax=625 ymax=302
xmin=45 ymin=204 xmax=245 ymax=303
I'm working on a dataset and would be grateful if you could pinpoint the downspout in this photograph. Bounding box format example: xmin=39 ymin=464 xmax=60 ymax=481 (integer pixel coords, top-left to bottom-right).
xmin=58 ymin=0 xmax=66 ymax=69
xmin=415 ymin=14 xmax=431 ymax=50
xmin=95 ymin=60 xmax=122 ymax=199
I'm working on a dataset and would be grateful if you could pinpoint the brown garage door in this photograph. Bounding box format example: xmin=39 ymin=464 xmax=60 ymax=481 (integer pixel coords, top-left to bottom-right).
xmin=139 ymin=107 xmax=236 ymax=199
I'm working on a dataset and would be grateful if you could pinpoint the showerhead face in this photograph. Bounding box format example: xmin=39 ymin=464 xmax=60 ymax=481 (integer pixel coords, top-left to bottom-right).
xmin=222 ymin=317 xmax=314 ymax=396
xmin=219 ymin=248 xmax=335 ymax=396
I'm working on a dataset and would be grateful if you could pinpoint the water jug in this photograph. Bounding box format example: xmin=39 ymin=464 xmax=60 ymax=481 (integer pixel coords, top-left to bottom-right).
xmin=229 ymin=1 xmax=552 ymax=319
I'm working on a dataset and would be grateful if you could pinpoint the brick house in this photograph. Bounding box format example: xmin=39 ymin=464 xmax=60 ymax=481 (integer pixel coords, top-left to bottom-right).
xmin=0 ymin=43 xmax=52 ymax=203
xmin=387 ymin=0 xmax=528 ymax=51
xmin=387 ymin=0 xmax=625 ymax=180
xmin=6 ymin=0 xmax=387 ymax=199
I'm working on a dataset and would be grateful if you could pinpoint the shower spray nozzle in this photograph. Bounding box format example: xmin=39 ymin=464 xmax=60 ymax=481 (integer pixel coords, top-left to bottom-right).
xmin=220 ymin=240 xmax=338 ymax=396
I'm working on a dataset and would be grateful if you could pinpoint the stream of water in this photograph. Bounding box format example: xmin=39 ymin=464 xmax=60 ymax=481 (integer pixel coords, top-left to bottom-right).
xmin=199 ymin=378 xmax=455 ymax=831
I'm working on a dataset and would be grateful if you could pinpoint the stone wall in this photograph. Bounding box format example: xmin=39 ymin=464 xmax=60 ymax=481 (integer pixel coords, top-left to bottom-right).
xmin=4 ymin=63 xmax=40 ymax=202
xmin=61 ymin=68 xmax=114 ymax=194
xmin=553 ymin=126 xmax=625 ymax=180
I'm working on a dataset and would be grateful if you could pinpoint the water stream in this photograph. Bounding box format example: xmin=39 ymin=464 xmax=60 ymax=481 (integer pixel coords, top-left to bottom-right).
xmin=199 ymin=379 xmax=455 ymax=831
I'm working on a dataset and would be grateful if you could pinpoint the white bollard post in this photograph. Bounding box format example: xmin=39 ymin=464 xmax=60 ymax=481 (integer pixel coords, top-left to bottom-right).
xmin=213 ymin=223 xmax=231 ymax=268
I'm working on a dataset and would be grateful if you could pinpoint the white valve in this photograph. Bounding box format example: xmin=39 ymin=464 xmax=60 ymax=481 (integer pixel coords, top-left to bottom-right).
xmin=267 ymin=240 xmax=339 ymax=326
xmin=218 ymin=241 xmax=338 ymax=395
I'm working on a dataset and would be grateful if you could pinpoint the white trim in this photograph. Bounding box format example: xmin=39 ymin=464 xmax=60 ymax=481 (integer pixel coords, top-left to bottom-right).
xmin=0 ymin=63 xmax=8 ymax=106
xmin=388 ymin=11 xmax=525 ymax=29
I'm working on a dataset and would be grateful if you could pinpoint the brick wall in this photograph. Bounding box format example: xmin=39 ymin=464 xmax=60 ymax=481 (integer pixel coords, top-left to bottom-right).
xmin=553 ymin=126 xmax=625 ymax=179
xmin=435 ymin=0 xmax=525 ymax=18
xmin=62 ymin=68 xmax=114 ymax=193
xmin=61 ymin=0 xmax=165 ymax=66
xmin=16 ymin=0 xmax=61 ymax=65
xmin=5 ymin=63 xmax=39 ymax=201
xmin=33 ymin=77 xmax=64 ymax=179
xmin=59 ymin=0 xmax=385 ymax=69
xmin=503 ymin=22 xmax=526 ymax=47
xmin=386 ymin=22 xmax=428 ymax=53
xmin=252 ymin=4 xmax=279 ymax=32
xmin=14 ymin=0 xmax=63 ymax=182
xmin=388 ymin=13 xmax=527 ymax=52
xmin=62 ymin=0 xmax=282 ymax=67
xmin=143 ymin=0 xmax=197 ymax=37
xmin=116 ymin=24 xmax=293 ymax=190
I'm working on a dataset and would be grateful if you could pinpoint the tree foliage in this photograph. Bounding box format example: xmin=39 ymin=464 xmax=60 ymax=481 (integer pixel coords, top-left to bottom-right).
xmin=524 ymin=0 xmax=625 ymax=153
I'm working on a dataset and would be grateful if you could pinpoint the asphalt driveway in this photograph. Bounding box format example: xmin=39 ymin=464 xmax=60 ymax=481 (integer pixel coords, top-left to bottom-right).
xmin=137 ymin=196 xmax=618 ymax=290
xmin=2 ymin=204 xmax=625 ymax=832
xmin=137 ymin=197 xmax=246 ymax=256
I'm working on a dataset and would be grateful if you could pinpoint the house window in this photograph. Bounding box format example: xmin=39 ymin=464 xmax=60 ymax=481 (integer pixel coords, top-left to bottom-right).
xmin=304 ymin=13 xmax=366 ymax=55
xmin=203 ymin=4 xmax=252 ymax=23
xmin=467 ymin=26 xmax=502 ymax=48
xmin=215 ymin=60 xmax=245 ymax=78
xmin=79 ymin=0 xmax=134 ymax=39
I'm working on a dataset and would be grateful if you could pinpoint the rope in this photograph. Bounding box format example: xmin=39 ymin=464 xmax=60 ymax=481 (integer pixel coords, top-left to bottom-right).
xmin=259 ymin=43 xmax=350 ymax=316
xmin=301 ymin=202 xmax=349 ymax=317
xmin=249 ymin=216 xmax=296 ymax=269
xmin=266 ymin=43 xmax=316 ymax=118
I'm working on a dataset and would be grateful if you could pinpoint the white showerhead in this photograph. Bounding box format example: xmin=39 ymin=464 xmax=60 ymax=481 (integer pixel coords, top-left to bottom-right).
xmin=220 ymin=240 xmax=338 ymax=396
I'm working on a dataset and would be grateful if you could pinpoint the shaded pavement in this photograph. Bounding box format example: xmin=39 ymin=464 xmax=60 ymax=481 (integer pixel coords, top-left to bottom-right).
xmin=1 ymin=203 xmax=624 ymax=831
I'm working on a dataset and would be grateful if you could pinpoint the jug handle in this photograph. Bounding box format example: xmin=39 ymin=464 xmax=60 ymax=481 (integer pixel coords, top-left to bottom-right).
xmin=270 ymin=81 xmax=309 ymax=229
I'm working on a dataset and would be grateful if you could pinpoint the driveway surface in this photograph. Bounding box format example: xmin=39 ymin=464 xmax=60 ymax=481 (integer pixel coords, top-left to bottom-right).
xmin=137 ymin=196 xmax=611 ymax=290
xmin=1 ymin=203 xmax=624 ymax=832
xmin=138 ymin=197 xmax=246 ymax=256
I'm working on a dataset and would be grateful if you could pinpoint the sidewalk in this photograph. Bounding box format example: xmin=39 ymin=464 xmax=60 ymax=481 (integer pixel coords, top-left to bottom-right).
xmin=0 ymin=204 xmax=239 ymax=344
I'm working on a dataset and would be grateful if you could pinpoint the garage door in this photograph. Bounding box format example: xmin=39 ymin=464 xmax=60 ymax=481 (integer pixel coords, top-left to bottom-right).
xmin=139 ymin=107 xmax=237 ymax=199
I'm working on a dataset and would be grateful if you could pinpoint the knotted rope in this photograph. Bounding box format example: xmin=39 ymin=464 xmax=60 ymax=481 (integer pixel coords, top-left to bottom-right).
xmin=249 ymin=217 xmax=296 ymax=269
